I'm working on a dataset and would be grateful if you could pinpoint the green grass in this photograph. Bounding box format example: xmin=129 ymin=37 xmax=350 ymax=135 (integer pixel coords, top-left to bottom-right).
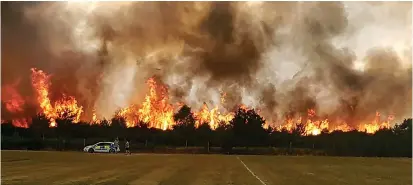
xmin=1 ymin=151 xmax=411 ymax=185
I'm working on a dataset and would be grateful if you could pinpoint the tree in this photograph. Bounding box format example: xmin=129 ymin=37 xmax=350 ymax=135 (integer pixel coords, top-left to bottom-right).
xmin=30 ymin=113 xmax=50 ymax=139
xmin=392 ymin=119 xmax=412 ymax=157
xmin=229 ymin=108 xmax=267 ymax=147
xmin=393 ymin=118 xmax=412 ymax=135
xmin=172 ymin=105 xmax=196 ymax=146
xmin=214 ymin=121 xmax=234 ymax=153
xmin=173 ymin=105 xmax=196 ymax=127
xmin=111 ymin=117 xmax=127 ymax=128
xmin=1 ymin=120 xmax=15 ymax=137
xmin=196 ymin=122 xmax=212 ymax=147
xmin=55 ymin=111 xmax=77 ymax=139
xmin=100 ymin=119 xmax=110 ymax=127
xmin=110 ymin=117 xmax=127 ymax=138
xmin=292 ymin=123 xmax=306 ymax=137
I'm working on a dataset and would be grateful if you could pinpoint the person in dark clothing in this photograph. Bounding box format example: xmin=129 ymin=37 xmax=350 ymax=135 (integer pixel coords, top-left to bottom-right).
xmin=125 ymin=139 xmax=130 ymax=155
xmin=114 ymin=137 xmax=119 ymax=154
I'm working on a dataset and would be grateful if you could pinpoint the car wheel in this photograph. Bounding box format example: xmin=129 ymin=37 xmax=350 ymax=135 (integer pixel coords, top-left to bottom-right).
xmin=88 ymin=148 xmax=94 ymax=153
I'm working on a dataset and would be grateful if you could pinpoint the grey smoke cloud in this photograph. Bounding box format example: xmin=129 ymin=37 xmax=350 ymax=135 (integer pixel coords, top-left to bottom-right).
xmin=1 ymin=2 xmax=411 ymax=126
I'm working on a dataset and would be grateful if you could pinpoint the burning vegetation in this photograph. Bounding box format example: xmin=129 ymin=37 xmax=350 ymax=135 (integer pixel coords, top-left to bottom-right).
xmin=1 ymin=68 xmax=398 ymax=136
xmin=30 ymin=68 xmax=83 ymax=127
xmin=1 ymin=2 xmax=411 ymax=136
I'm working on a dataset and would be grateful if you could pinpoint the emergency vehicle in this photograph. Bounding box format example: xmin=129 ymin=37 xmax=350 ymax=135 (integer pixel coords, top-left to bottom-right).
xmin=83 ymin=142 xmax=120 ymax=153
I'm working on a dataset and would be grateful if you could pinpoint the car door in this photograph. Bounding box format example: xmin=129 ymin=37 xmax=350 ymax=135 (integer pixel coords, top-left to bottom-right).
xmin=102 ymin=143 xmax=111 ymax=153
xmin=94 ymin=143 xmax=105 ymax=152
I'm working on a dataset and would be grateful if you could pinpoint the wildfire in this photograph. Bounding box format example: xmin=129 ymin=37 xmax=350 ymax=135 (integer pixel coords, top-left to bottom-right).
xmin=139 ymin=78 xmax=174 ymax=130
xmin=1 ymin=81 xmax=30 ymax=128
xmin=91 ymin=109 xmax=101 ymax=124
xmin=276 ymin=109 xmax=392 ymax=136
xmin=1 ymin=68 xmax=396 ymax=135
xmin=54 ymin=96 xmax=83 ymax=123
xmin=332 ymin=123 xmax=353 ymax=132
xmin=115 ymin=77 xmax=175 ymax=130
xmin=194 ymin=103 xmax=234 ymax=129
xmin=357 ymin=112 xmax=392 ymax=134
xmin=2 ymin=85 xmax=25 ymax=113
xmin=30 ymin=68 xmax=83 ymax=127
xmin=10 ymin=118 xmax=30 ymax=128
xmin=304 ymin=119 xmax=329 ymax=136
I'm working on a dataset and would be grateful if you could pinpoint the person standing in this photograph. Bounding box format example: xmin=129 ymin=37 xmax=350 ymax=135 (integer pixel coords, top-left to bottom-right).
xmin=114 ymin=137 xmax=119 ymax=154
xmin=125 ymin=139 xmax=130 ymax=155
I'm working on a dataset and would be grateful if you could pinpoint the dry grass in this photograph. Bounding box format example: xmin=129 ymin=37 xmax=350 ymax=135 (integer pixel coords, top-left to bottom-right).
xmin=1 ymin=151 xmax=411 ymax=185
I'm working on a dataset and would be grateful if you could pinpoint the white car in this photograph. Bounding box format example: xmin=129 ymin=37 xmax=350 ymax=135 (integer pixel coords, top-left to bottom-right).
xmin=83 ymin=142 xmax=120 ymax=153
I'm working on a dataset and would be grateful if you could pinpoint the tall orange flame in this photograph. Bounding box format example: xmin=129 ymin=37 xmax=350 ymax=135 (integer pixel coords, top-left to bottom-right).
xmin=31 ymin=68 xmax=57 ymax=126
xmin=1 ymin=68 xmax=395 ymax=134
xmin=116 ymin=77 xmax=175 ymax=130
xmin=30 ymin=68 xmax=83 ymax=127
xmin=194 ymin=103 xmax=234 ymax=129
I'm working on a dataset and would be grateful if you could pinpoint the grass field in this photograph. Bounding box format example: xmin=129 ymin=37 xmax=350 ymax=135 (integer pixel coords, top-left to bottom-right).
xmin=1 ymin=151 xmax=411 ymax=185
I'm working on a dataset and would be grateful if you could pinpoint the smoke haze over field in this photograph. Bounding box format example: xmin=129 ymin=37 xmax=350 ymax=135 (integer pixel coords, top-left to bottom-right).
xmin=1 ymin=2 xmax=412 ymax=126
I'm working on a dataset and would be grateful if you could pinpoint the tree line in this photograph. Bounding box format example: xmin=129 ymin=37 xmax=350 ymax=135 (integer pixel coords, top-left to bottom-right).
xmin=1 ymin=105 xmax=412 ymax=157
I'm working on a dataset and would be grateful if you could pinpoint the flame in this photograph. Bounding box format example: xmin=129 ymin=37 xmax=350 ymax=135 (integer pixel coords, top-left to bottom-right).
xmin=194 ymin=103 xmax=234 ymax=129
xmin=357 ymin=112 xmax=392 ymax=134
xmin=91 ymin=109 xmax=101 ymax=124
xmin=303 ymin=109 xmax=328 ymax=135
xmin=1 ymin=81 xmax=30 ymax=128
xmin=1 ymin=68 xmax=396 ymax=134
xmin=31 ymin=68 xmax=57 ymax=126
xmin=276 ymin=109 xmax=392 ymax=136
xmin=332 ymin=123 xmax=353 ymax=132
xmin=2 ymin=85 xmax=25 ymax=113
xmin=279 ymin=118 xmax=295 ymax=131
xmin=115 ymin=77 xmax=175 ymax=130
xmin=193 ymin=92 xmax=235 ymax=129
xmin=12 ymin=118 xmax=30 ymax=128
xmin=30 ymin=68 xmax=83 ymax=127
xmin=304 ymin=119 xmax=329 ymax=136
xmin=54 ymin=95 xmax=83 ymax=123
xmin=138 ymin=78 xmax=174 ymax=130
xmin=239 ymin=104 xmax=249 ymax=111
xmin=116 ymin=79 xmax=235 ymax=130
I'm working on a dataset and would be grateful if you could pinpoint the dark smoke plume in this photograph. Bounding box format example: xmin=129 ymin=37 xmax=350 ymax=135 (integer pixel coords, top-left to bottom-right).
xmin=1 ymin=2 xmax=411 ymax=126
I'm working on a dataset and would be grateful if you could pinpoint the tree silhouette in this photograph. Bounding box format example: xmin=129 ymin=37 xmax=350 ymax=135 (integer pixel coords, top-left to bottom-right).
xmin=100 ymin=119 xmax=110 ymax=127
xmin=393 ymin=118 xmax=412 ymax=135
xmin=1 ymin=120 xmax=15 ymax=137
xmin=392 ymin=119 xmax=412 ymax=156
xmin=292 ymin=123 xmax=306 ymax=137
xmin=110 ymin=117 xmax=127 ymax=138
xmin=196 ymin=122 xmax=212 ymax=147
xmin=30 ymin=113 xmax=49 ymax=138
xmin=111 ymin=117 xmax=127 ymax=128
xmin=173 ymin=105 xmax=196 ymax=145
xmin=173 ymin=105 xmax=196 ymax=127
xmin=230 ymin=108 xmax=267 ymax=147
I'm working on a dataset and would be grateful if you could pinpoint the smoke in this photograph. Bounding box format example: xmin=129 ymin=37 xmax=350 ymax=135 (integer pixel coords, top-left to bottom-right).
xmin=1 ymin=2 xmax=411 ymax=125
